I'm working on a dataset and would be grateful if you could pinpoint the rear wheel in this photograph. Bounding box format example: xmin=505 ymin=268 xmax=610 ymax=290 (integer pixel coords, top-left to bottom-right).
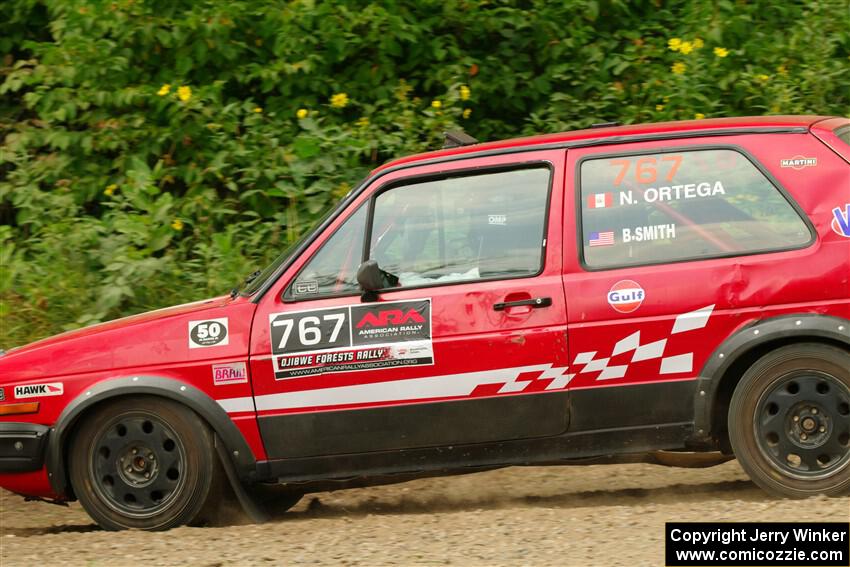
xmin=69 ymin=397 xmax=222 ymax=530
xmin=728 ymin=343 xmax=850 ymax=497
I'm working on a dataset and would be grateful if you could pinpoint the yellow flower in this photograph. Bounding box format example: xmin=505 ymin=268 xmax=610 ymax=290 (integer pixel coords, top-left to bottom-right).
xmin=253 ymin=107 xmax=263 ymax=113
xmin=668 ymin=38 xmax=682 ymax=52
xmin=694 ymin=113 xmax=706 ymax=120
xmin=462 ymin=108 xmax=472 ymax=119
xmin=296 ymin=108 xmax=308 ymax=119
xmin=693 ymin=38 xmax=704 ymax=49
xmin=103 ymin=184 xmax=117 ymax=196
xmin=330 ymin=93 xmax=349 ymax=108
xmin=713 ymin=47 xmax=729 ymax=58
xmin=459 ymin=85 xmax=471 ymax=101
xmin=671 ymin=62 xmax=687 ymax=75
xmin=156 ymin=84 xmax=170 ymax=96
xmin=177 ymin=85 xmax=191 ymax=101
xmin=655 ymin=104 xmax=665 ymax=111
xmin=171 ymin=219 xmax=184 ymax=231
xmin=679 ymin=41 xmax=694 ymax=55
xmin=431 ymin=100 xmax=442 ymax=109
xmin=356 ymin=116 xmax=370 ymax=128
xmin=777 ymin=64 xmax=788 ymax=76
xmin=757 ymin=74 xmax=770 ymax=82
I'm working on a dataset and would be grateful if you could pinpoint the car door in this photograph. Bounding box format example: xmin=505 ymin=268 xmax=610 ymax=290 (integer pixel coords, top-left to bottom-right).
xmin=249 ymin=150 xmax=570 ymax=460
xmin=562 ymin=136 xmax=819 ymax=434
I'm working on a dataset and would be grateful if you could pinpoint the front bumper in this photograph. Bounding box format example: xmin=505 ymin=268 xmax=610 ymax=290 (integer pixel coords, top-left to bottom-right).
xmin=0 ymin=422 xmax=49 ymax=473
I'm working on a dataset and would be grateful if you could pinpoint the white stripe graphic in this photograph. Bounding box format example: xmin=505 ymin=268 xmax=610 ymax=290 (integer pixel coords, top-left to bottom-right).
xmin=672 ymin=304 xmax=715 ymax=334
xmin=253 ymin=364 xmax=556 ymax=412
xmin=217 ymin=397 xmax=255 ymax=413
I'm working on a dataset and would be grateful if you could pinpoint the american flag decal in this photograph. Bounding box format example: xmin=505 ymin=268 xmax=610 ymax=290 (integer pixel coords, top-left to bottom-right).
xmin=588 ymin=231 xmax=614 ymax=247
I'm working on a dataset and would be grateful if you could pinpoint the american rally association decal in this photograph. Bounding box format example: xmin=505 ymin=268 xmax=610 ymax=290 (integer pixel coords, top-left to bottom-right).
xmin=212 ymin=362 xmax=248 ymax=385
xmin=831 ymin=203 xmax=850 ymax=238
xmin=14 ymin=382 xmax=64 ymax=399
xmin=269 ymin=299 xmax=433 ymax=379
xmin=608 ymin=280 xmax=645 ymax=314
xmin=188 ymin=318 xmax=229 ymax=348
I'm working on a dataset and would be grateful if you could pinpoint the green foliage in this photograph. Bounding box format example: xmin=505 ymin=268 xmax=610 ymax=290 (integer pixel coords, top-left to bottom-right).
xmin=1 ymin=0 xmax=849 ymax=346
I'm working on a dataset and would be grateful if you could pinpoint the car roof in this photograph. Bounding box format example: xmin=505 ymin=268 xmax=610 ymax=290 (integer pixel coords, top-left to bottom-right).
xmin=372 ymin=115 xmax=832 ymax=174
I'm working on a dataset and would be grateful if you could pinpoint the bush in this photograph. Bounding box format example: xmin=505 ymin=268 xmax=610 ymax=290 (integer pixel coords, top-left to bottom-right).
xmin=1 ymin=0 xmax=849 ymax=346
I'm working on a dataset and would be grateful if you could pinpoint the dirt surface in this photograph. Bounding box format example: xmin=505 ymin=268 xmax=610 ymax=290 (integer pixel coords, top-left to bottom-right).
xmin=1 ymin=460 xmax=848 ymax=566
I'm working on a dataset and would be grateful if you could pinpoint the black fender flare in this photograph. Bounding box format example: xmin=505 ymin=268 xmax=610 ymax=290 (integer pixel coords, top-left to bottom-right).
xmin=45 ymin=375 xmax=258 ymax=496
xmin=691 ymin=313 xmax=850 ymax=443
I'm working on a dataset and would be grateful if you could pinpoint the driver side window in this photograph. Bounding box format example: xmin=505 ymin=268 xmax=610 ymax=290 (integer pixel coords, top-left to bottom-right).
xmin=370 ymin=168 xmax=550 ymax=287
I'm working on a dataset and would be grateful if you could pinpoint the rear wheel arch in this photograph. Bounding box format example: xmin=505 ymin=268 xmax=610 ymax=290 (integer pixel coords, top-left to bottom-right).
xmin=47 ymin=376 xmax=257 ymax=498
xmin=692 ymin=314 xmax=850 ymax=449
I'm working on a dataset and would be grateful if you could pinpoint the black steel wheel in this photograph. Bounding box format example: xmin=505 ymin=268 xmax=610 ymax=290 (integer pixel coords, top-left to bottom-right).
xmin=728 ymin=343 xmax=850 ymax=497
xmin=69 ymin=397 xmax=221 ymax=530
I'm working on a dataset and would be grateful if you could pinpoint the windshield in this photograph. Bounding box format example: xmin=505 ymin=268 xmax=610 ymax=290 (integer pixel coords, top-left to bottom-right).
xmin=240 ymin=192 xmax=355 ymax=296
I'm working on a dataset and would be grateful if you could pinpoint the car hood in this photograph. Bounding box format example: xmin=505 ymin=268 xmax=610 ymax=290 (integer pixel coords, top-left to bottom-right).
xmin=0 ymin=295 xmax=242 ymax=383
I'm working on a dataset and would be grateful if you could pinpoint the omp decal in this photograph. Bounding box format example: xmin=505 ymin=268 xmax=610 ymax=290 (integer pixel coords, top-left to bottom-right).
xmin=212 ymin=362 xmax=248 ymax=385
xmin=188 ymin=318 xmax=229 ymax=348
xmin=270 ymin=299 xmax=433 ymax=379
xmin=14 ymin=382 xmax=63 ymax=399
xmin=831 ymin=204 xmax=850 ymax=238
xmin=607 ymin=280 xmax=645 ymax=314
xmin=780 ymin=156 xmax=817 ymax=170
xmin=217 ymin=304 xmax=715 ymax=414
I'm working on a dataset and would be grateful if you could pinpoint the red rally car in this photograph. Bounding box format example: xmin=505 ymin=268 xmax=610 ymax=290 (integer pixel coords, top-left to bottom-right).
xmin=1 ymin=116 xmax=849 ymax=530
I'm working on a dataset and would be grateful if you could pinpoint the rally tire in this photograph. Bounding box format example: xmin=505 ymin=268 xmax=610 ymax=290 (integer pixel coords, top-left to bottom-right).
xmin=728 ymin=343 xmax=850 ymax=498
xmin=69 ymin=396 xmax=222 ymax=530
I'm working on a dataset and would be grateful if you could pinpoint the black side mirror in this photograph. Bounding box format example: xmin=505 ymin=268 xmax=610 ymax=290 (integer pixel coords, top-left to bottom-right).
xmin=357 ymin=260 xmax=398 ymax=301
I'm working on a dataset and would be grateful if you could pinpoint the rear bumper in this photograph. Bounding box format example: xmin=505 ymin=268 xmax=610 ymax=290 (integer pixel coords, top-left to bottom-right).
xmin=0 ymin=422 xmax=49 ymax=473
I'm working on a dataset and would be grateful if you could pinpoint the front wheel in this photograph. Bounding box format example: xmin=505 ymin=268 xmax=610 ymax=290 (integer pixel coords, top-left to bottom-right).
xmin=69 ymin=396 xmax=222 ymax=530
xmin=728 ymin=343 xmax=850 ymax=497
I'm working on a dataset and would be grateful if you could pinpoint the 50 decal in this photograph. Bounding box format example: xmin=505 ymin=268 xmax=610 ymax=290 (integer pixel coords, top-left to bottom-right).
xmin=269 ymin=300 xmax=433 ymax=379
xmin=188 ymin=318 xmax=229 ymax=348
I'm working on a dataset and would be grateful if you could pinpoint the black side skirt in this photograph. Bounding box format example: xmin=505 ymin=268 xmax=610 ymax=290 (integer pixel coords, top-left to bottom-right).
xmin=254 ymin=379 xmax=698 ymax=485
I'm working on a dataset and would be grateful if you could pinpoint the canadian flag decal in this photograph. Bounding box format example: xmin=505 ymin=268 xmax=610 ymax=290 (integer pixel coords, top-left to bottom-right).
xmin=587 ymin=192 xmax=613 ymax=209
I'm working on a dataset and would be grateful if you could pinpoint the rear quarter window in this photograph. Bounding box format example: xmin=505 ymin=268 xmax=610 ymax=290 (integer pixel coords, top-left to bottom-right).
xmin=579 ymin=148 xmax=813 ymax=269
xmin=836 ymin=125 xmax=850 ymax=147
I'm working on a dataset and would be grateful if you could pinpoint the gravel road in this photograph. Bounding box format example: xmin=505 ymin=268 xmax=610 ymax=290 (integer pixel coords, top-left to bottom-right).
xmin=1 ymin=460 xmax=848 ymax=566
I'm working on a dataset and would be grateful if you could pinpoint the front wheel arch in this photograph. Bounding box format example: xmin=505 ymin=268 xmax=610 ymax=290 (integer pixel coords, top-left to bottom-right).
xmin=47 ymin=376 xmax=257 ymax=498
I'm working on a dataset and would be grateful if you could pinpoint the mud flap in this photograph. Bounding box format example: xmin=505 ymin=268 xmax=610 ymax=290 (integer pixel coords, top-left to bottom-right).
xmin=214 ymin=434 xmax=269 ymax=524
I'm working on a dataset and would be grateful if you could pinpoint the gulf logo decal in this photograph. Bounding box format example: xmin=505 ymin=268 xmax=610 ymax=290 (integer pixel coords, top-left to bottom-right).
xmin=607 ymin=280 xmax=645 ymax=314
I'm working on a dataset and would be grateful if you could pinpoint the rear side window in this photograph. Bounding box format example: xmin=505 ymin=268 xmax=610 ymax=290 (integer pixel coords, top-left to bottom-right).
xmin=580 ymin=148 xmax=812 ymax=269
xmin=836 ymin=125 xmax=850 ymax=147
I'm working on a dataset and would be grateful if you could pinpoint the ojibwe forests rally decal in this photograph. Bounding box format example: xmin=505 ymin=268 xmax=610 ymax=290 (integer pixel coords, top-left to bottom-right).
xmin=269 ymin=299 xmax=433 ymax=379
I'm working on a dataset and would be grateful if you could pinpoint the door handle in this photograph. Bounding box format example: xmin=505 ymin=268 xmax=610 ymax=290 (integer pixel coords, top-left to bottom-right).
xmin=493 ymin=297 xmax=552 ymax=311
